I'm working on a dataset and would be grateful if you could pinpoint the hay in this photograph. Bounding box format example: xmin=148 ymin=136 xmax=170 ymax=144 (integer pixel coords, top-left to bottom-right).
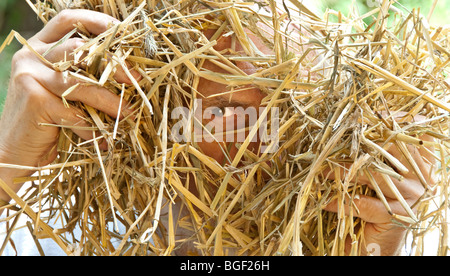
xmin=0 ymin=0 xmax=449 ymax=256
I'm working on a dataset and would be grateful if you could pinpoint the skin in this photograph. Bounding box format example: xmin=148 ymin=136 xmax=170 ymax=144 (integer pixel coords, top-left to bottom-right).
xmin=194 ymin=29 xmax=270 ymax=164
xmin=0 ymin=10 xmax=436 ymax=256
xmin=0 ymin=10 xmax=136 ymax=203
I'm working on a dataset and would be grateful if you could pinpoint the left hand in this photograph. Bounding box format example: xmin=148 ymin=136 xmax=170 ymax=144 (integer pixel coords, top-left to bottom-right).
xmin=324 ymin=122 xmax=436 ymax=255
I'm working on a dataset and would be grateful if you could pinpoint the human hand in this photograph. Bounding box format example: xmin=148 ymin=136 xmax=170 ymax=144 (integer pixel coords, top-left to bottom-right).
xmin=0 ymin=10 xmax=137 ymax=197
xmin=324 ymin=116 xmax=436 ymax=255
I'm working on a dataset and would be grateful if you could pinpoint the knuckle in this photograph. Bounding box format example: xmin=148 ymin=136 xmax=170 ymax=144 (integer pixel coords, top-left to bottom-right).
xmin=16 ymin=77 xmax=46 ymax=102
xmin=27 ymin=88 xmax=48 ymax=106
xmin=11 ymin=49 xmax=30 ymax=69
xmin=64 ymin=80 xmax=84 ymax=102
xmin=8 ymin=68 xmax=47 ymax=106
xmin=13 ymin=80 xmax=49 ymax=110
xmin=405 ymin=183 xmax=425 ymax=202
xmin=70 ymin=37 xmax=85 ymax=50
xmin=51 ymin=36 xmax=86 ymax=63
xmin=65 ymin=38 xmax=86 ymax=58
xmin=11 ymin=68 xmax=35 ymax=90
xmin=55 ymin=9 xmax=74 ymax=25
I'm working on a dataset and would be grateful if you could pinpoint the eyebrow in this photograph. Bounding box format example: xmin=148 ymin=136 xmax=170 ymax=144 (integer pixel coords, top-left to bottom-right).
xmin=203 ymin=84 xmax=263 ymax=106
xmin=202 ymin=96 xmax=240 ymax=108
xmin=202 ymin=93 xmax=255 ymax=109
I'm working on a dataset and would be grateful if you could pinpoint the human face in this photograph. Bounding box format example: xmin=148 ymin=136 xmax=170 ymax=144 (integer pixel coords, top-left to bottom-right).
xmin=194 ymin=29 xmax=274 ymax=165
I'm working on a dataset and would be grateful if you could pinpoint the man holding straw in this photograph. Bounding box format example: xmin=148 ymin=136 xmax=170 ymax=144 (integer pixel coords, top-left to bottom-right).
xmin=0 ymin=0 xmax=440 ymax=256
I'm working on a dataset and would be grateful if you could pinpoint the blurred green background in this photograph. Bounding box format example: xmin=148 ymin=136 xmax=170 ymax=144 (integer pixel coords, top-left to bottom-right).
xmin=0 ymin=0 xmax=43 ymax=110
xmin=318 ymin=0 xmax=449 ymax=25
xmin=0 ymin=0 xmax=449 ymax=114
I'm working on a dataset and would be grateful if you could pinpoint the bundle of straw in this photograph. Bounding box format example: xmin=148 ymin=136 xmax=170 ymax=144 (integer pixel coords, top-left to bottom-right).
xmin=1 ymin=0 xmax=449 ymax=256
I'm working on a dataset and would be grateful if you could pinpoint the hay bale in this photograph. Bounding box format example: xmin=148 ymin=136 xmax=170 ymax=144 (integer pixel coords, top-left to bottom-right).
xmin=1 ymin=0 xmax=449 ymax=256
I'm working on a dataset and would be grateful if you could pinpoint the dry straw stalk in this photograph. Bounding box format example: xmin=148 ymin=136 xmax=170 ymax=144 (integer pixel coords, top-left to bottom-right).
xmin=0 ymin=0 xmax=449 ymax=256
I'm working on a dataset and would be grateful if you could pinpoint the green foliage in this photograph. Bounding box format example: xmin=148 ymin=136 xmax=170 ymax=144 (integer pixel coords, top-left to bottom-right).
xmin=321 ymin=0 xmax=450 ymax=25
xmin=0 ymin=0 xmax=27 ymax=35
xmin=0 ymin=40 xmax=15 ymax=110
xmin=0 ymin=0 xmax=27 ymax=111
xmin=0 ymin=0 xmax=17 ymax=12
xmin=0 ymin=39 xmax=16 ymax=109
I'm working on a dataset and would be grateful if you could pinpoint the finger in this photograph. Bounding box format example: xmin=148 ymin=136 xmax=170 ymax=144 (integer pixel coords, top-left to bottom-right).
xmin=363 ymin=168 xmax=426 ymax=202
xmin=43 ymin=92 xmax=95 ymax=142
xmin=33 ymin=63 xmax=133 ymax=119
xmin=323 ymin=161 xmax=425 ymax=207
xmin=113 ymin=61 xmax=143 ymax=85
xmin=385 ymin=142 xmax=434 ymax=190
xmin=43 ymin=92 xmax=109 ymax=150
xmin=402 ymin=135 xmax=438 ymax=186
xmin=36 ymin=39 xmax=141 ymax=85
xmin=9 ymin=73 xmax=104 ymax=156
xmin=41 ymin=37 xmax=86 ymax=64
xmin=323 ymin=195 xmax=414 ymax=225
xmin=322 ymin=163 xmax=399 ymax=199
xmin=417 ymin=134 xmax=439 ymax=187
xmin=36 ymin=9 xmax=120 ymax=43
xmin=385 ymin=112 xmax=437 ymax=186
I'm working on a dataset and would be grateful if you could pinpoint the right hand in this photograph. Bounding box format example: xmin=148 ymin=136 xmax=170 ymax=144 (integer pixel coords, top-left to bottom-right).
xmin=0 ymin=10 xmax=136 ymax=193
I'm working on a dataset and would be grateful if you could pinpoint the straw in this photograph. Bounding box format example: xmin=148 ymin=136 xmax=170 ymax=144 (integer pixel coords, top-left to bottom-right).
xmin=0 ymin=0 xmax=448 ymax=256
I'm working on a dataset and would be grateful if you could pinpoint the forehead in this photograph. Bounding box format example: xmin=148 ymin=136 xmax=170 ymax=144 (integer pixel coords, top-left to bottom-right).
xmin=196 ymin=63 xmax=266 ymax=106
xmin=196 ymin=28 xmax=274 ymax=103
xmin=203 ymin=28 xmax=274 ymax=56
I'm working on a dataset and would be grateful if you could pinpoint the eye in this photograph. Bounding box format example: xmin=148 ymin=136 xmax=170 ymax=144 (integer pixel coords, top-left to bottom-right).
xmin=203 ymin=106 xmax=236 ymax=120
xmin=211 ymin=107 xmax=225 ymax=117
xmin=211 ymin=107 xmax=235 ymax=118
